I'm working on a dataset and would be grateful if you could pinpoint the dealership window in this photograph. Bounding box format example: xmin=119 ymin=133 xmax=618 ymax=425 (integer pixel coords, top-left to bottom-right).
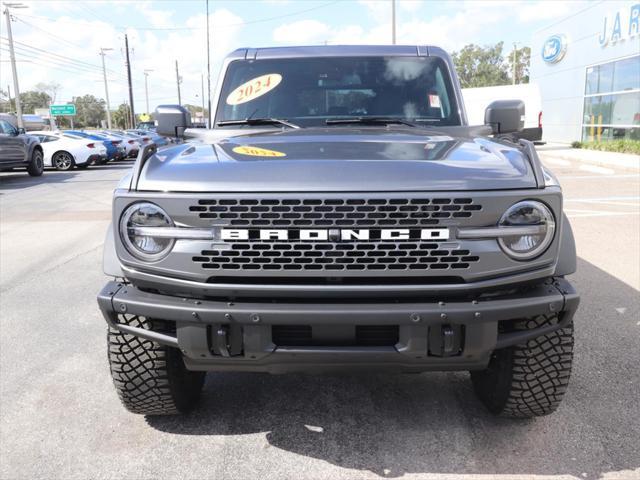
xmin=582 ymin=55 xmax=640 ymax=141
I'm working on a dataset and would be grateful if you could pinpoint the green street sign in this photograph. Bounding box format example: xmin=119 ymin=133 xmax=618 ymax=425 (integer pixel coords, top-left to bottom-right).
xmin=49 ymin=104 xmax=76 ymax=116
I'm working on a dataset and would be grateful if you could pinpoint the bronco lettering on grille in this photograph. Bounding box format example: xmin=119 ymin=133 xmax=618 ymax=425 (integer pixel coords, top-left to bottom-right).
xmin=220 ymin=228 xmax=449 ymax=241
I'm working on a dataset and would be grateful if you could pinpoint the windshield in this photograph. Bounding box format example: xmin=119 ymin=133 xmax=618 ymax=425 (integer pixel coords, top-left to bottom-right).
xmin=215 ymin=56 xmax=461 ymax=128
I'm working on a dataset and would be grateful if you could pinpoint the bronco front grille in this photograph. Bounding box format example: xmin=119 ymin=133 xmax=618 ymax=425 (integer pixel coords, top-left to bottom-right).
xmin=193 ymin=242 xmax=480 ymax=272
xmin=189 ymin=197 xmax=482 ymax=227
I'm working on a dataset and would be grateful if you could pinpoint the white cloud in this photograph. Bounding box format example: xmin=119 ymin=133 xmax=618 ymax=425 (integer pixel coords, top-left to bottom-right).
xmin=273 ymin=19 xmax=331 ymax=43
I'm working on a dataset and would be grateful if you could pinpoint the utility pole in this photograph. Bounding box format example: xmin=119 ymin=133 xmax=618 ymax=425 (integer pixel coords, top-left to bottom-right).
xmin=512 ymin=42 xmax=518 ymax=85
xmin=391 ymin=0 xmax=396 ymax=45
xmin=144 ymin=69 xmax=153 ymax=114
xmin=124 ymin=34 xmax=135 ymax=127
xmin=200 ymin=73 xmax=205 ymax=119
xmin=4 ymin=3 xmax=27 ymax=128
xmin=175 ymin=60 xmax=182 ymax=105
xmin=206 ymin=0 xmax=212 ymax=127
xmin=100 ymin=47 xmax=113 ymax=129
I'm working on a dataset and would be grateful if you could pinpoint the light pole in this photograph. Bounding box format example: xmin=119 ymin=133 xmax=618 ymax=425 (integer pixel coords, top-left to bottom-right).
xmin=3 ymin=2 xmax=27 ymax=129
xmin=512 ymin=42 xmax=519 ymax=85
xmin=99 ymin=47 xmax=113 ymax=129
xmin=391 ymin=0 xmax=396 ymax=45
xmin=143 ymin=69 xmax=153 ymax=114
xmin=175 ymin=60 xmax=182 ymax=105
xmin=206 ymin=0 xmax=212 ymax=127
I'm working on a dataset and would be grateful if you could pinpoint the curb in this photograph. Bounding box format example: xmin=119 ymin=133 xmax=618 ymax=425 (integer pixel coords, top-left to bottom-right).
xmin=536 ymin=146 xmax=639 ymax=172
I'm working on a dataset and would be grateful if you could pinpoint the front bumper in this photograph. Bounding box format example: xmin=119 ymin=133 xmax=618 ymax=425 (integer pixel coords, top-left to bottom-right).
xmin=97 ymin=277 xmax=579 ymax=373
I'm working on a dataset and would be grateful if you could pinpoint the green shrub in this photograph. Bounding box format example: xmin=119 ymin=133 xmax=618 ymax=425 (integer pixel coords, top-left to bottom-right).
xmin=571 ymin=139 xmax=640 ymax=155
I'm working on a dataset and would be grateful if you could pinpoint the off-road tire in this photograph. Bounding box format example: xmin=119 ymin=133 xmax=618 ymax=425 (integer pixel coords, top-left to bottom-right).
xmin=26 ymin=148 xmax=44 ymax=176
xmin=108 ymin=315 xmax=205 ymax=415
xmin=470 ymin=314 xmax=574 ymax=418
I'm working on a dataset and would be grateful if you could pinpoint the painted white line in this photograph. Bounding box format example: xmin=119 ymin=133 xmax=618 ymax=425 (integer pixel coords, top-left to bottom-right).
xmin=565 ymin=196 xmax=640 ymax=202
xmin=567 ymin=212 xmax=640 ymax=218
xmin=543 ymin=157 xmax=572 ymax=167
xmin=557 ymin=174 xmax=640 ymax=179
xmin=578 ymin=164 xmax=616 ymax=175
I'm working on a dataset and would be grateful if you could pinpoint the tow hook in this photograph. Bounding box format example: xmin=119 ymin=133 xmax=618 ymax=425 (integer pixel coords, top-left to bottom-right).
xmin=215 ymin=325 xmax=231 ymax=357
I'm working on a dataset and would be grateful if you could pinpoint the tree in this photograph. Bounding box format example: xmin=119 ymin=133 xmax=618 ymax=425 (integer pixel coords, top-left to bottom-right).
xmin=72 ymin=94 xmax=106 ymax=128
xmin=112 ymin=103 xmax=131 ymax=129
xmin=15 ymin=90 xmax=51 ymax=113
xmin=35 ymin=82 xmax=61 ymax=104
xmin=507 ymin=46 xmax=531 ymax=84
xmin=452 ymin=42 xmax=511 ymax=88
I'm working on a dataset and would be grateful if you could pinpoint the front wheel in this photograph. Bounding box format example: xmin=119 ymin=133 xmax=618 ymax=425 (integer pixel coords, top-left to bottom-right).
xmin=52 ymin=151 xmax=75 ymax=171
xmin=470 ymin=314 xmax=574 ymax=418
xmin=108 ymin=315 xmax=205 ymax=415
xmin=26 ymin=148 xmax=44 ymax=176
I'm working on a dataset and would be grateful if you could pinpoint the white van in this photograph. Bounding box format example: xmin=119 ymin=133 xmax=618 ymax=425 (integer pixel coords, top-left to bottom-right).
xmin=462 ymin=83 xmax=543 ymax=142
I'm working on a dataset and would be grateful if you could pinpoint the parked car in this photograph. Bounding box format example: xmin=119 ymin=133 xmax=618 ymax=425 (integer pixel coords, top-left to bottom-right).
xmin=30 ymin=130 xmax=107 ymax=170
xmin=97 ymin=131 xmax=140 ymax=158
xmin=63 ymin=130 xmax=123 ymax=163
xmin=126 ymin=129 xmax=169 ymax=147
xmin=0 ymin=115 xmax=44 ymax=176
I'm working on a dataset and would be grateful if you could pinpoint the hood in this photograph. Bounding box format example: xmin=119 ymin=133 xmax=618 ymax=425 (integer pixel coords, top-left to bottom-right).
xmin=137 ymin=128 xmax=535 ymax=192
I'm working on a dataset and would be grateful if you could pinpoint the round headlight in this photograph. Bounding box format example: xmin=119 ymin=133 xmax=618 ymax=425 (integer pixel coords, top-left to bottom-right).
xmin=498 ymin=201 xmax=555 ymax=260
xmin=119 ymin=202 xmax=175 ymax=261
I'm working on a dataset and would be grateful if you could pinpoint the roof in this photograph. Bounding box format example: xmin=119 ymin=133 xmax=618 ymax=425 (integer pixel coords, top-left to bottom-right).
xmin=227 ymin=44 xmax=450 ymax=61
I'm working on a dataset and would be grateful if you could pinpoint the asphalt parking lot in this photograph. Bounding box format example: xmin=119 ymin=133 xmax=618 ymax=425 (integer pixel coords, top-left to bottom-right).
xmin=1 ymin=155 xmax=639 ymax=480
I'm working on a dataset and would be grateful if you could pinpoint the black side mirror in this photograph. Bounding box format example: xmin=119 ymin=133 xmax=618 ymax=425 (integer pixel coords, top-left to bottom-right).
xmin=154 ymin=105 xmax=192 ymax=138
xmin=17 ymin=127 xmax=25 ymax=135
xmin=484 ymin=100 xmax=525 ymax=135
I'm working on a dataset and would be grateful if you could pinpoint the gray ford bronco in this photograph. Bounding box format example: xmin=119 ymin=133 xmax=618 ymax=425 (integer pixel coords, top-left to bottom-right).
xmin=98 ymin=45 xmax=579 ymax=418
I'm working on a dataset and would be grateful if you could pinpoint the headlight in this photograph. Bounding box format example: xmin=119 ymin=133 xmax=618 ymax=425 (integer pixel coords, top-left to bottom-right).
xmin=498 ymin=201 xmax=555 ymax=260
xmin=119 ymin=202 xmax=175 ymax=261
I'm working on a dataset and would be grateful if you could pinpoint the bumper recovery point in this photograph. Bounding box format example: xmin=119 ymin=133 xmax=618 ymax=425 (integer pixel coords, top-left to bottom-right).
xmin=97 ymin=279 xmax=579 ymax=373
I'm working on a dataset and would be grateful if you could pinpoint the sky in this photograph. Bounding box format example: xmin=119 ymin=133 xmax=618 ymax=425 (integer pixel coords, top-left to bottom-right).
xmin=0 ymin=0 xmax=596 ymax=115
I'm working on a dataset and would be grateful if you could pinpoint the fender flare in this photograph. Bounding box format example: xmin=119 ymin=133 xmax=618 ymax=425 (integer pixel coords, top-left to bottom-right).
xmin=103 ymin=222 xmax=125 ymax=278
xmin=554 ymin=213 xmax=577 ymax=276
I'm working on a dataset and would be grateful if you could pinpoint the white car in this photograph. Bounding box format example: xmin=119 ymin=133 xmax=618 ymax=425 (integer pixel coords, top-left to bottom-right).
xmin=97 ymin=131 xmax=140 ymax=158
xmin=30 ymin=131 xmax=108 ymax=170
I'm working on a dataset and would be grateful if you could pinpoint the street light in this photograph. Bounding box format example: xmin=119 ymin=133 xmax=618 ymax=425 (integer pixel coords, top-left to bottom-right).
xmin=3 ymin=2 xmax=28 ymax=129
xmin=99 ymin=47 xmax=113 ymax=129
xmin=143 ymin=69 xmax=153 ymax=115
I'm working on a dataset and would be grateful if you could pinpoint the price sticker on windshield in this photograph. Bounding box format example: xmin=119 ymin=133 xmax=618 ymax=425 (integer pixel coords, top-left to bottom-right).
xmin=226 ymin=73 xmax=283 ymax=106
xmin=232 ymin=145 xmax=286 ymax=157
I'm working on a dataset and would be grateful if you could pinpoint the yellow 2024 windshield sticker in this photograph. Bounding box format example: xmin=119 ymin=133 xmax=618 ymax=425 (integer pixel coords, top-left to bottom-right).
xmin=226 ymin=73 xmax=282 ymax=106
xmin=232 ymin=145 xmax=286 ymax=157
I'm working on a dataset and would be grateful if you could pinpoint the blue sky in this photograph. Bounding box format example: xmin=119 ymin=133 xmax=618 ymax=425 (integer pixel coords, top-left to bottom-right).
xmin=0 ymin=0 xmax=597 ymax=114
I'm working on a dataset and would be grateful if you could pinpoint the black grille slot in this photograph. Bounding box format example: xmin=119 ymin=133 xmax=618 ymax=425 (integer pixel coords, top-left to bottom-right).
xmin=272 ymin=325 xmax=399 ymax=347
xmin=189 ymin=197 xmax=482 ymax=227
xmin=194 ymin=243 xmax=479 ymax=271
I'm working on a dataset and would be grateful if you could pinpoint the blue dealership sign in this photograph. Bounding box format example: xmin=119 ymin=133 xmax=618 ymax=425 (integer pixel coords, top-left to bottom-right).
xmin=542 ymin=34 xmax=567 ymax=63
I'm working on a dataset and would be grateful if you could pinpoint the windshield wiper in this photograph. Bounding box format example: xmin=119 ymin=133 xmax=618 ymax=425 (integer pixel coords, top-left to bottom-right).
xmin=216 ymin=118 xmax=301 ymax=129
xmin=325 ymin=116 xmax=419 ymax=127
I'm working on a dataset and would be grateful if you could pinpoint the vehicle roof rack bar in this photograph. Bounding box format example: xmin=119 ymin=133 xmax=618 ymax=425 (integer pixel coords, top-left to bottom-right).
xmin=518 ymin=138 xmax=545 ymax=189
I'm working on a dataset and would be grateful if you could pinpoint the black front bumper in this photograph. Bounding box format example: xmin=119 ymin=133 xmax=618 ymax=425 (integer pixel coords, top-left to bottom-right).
xmin=97 ymin=278 xmax=578 ymax=373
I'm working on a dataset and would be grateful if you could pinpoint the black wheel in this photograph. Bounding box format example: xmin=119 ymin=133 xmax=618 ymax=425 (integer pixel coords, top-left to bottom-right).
xmin=108 ymin=315 xmax=205 ymax=415
xmin=470 ymin=314 xmax=574 ymax=418
xmin=52 ymin=151 xmax=75 ymax=171
xmin=26 ymin=148 xmax=44 ymax=176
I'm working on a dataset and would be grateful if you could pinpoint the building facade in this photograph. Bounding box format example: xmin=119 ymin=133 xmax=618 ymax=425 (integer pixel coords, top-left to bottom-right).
xmin=530 ymin=1 xmax=640 ymax=143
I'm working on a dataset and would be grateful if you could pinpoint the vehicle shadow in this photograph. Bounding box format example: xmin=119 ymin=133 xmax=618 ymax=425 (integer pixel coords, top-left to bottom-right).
xmin=146 ymin=257 xmax=640 ymax=478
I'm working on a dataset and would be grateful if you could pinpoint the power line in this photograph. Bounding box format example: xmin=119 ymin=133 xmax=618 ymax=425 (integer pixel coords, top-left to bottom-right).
xmin=0 ymin=36 xmax=128 ymax=80
xmin=17 ymin=1 xmax=340 ymax=31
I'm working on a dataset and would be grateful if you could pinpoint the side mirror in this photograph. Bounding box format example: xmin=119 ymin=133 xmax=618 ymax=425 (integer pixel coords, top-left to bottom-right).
xmin=154 ymin=104 xmax=192 ymax=138
xmin=17 ymin=127 xmax=25 ymax=135
xmin=484 ymin=100 xmax=525 ymax=135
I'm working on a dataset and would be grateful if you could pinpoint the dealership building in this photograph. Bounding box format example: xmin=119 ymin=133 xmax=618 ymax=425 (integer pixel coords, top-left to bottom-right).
xmin=530 ymin=1 xmax=640 ymax=143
